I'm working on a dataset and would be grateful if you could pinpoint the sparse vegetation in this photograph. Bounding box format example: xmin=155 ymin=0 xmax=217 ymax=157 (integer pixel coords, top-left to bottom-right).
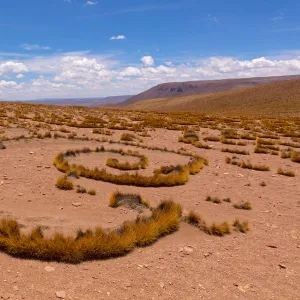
xmin=233 ymin=202 xmax=252 ymax=210
xmin=56 ymin=176 xmax=74 ymax=190
xmin=277 ymin=168 xmax=295 ymax=177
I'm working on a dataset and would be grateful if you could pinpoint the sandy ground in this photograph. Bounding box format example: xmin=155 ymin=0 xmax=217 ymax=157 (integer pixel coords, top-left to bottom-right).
xmin=0 ymin=127 xmax=300 ymax=300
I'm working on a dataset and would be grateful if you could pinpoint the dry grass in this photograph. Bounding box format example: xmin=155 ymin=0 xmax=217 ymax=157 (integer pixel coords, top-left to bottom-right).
xmin=221 ymin=148 xmax=249 ymax=155
xmin=53 ymin=147 xmax=206 ymax=187
xmin=109 ymin=192 xmax=149 ymax=209
xmin=56 ymin=176 xmax=74 ymax=190
xmin=233 ymin=219 xmax=249 ymax=233
xmin=88 ymin=189 xmax=96 ymax=195
xmin=206 ymin=196 xmax=222 ymax=204
xmin=277 ymin=168 xmax=296 ymax=177
xmin=0 ymin=201 xmax=181 ymax=263
xmin=233 ymin=202 xmax=252 ymax=210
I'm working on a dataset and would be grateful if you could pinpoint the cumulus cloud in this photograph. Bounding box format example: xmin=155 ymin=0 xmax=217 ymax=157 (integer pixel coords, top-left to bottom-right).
xmin=85 ymin=1 xmax=97 ymax=6
xmin=120 ymin=67 xmax=141 ymax=76
xmin=141 ymin=56 xmax=154 ymax=67
xmin=0 ymin=61 xmax=28 ymax=76
xmin=21 ymin=43 xmax=51 ymax=51
xmin=110 ymin=35 xmax=126 ymax=40
xmin=196 ymin=56 xmax=300 ymax=78
xmin=0 ymin=80 xmax=17 ymax=87
xmin=2 ymin=52 xmax=300 ymax=100
xmin=54 ymin=56 xmax=114 ymax=82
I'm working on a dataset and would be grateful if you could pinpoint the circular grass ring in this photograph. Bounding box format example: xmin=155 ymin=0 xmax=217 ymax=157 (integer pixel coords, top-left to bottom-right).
xmin=53 ymin=146 xmax=207 ymax=187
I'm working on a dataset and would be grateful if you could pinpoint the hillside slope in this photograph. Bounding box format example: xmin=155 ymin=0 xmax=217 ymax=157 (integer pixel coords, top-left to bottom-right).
xmin=120 ymin=75 xmax=300 ymax=106
xmin=125 ymin=78 xmax=300 ymax=116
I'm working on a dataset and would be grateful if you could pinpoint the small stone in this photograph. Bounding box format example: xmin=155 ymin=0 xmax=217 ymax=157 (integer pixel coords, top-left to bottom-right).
xmin=159 ymin=282 xmax=165 ymax=288
xmin=72 ymin=202 xmax=82 ymax=207
xmin=267 ymin=245 xmax=277 ymax=249
xmin=182 ymin=246 xmax=193 ymax=255
xmin=29 ymin=151 xmax=34 ymax=155
xmin=56 ymin=291 xmax=66 ymax=299
xmin=12 ymin=286 xmax=18 ymax=292
xmin=279 ymin=264 xmax=286 ymax=269
xmin=44 ymin=266 xmax=55 ymax=272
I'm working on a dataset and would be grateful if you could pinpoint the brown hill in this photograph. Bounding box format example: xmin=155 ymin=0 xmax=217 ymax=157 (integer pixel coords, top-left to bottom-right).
xmin=120 ymin=75 xmax=300 ymax=106
xmin=125 ymin=78 xmax=300 ymax=116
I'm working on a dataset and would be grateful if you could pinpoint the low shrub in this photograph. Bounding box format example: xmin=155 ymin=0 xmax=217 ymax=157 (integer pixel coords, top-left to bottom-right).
xmin=233 ymin=202 xmax=252 ymax=210
xmin=233 ymin=219 xmax=249 ymax=233
xmin=56 ymin=176 xmax=73 ymax=190
xmin=88 ymin=189 xmax=96 ymax=195
xmin=277 ymin=168 xmax=295 ymax=177
xmin=221 ymin=148 xmax=249 ymax=155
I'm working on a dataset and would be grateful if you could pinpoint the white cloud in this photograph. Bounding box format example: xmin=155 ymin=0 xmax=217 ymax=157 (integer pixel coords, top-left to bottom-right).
xmin=0 ymin=80 xmax=18 ymax=87
xmin=0 ymin=61 xmax=28 ymax=76
xmin=53 ymin=56 xmax=114 ymax=82
xmin=205 ymin=14 xmax=218 ymax=23
xmin=85 ymin=1 xmax=97 ymax=6
xmin=196 ymin=56 xmax=300 ymax=78
xmin=271 ymin=12 xmax=284 ymax=22
xmin=3 ymin=51 xmax=300 ymax=100
xmin=120 ymin=67 xmax=141 ymax=76
xmin=141 ymin=56 xmax=154 ymax=67
xmin=110 ymin=35 xmax=126 ymax=40
xmin=21 ymin=43 xmax=51 ymax=51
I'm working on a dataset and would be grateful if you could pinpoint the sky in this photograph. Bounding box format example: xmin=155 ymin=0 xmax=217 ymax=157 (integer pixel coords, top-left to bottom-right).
xmin=1 ymin=0 xmax=300 ymax=100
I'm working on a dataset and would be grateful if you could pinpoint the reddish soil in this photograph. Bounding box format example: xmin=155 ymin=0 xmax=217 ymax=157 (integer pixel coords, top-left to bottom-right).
xmin=0 ymin=126 xmax=299 ymax=300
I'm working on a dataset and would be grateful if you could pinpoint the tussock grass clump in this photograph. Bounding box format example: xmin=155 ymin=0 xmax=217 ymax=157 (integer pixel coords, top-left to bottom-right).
xmin=233 ymin=219 xmax=249 ymax=233
xmin=56 ymin=176 xmax=73 ymax=190
xmin=233 ymin=202 xmax=252 ymax=210
xmin=194 ymin=142 xmax=212 ymax=149
xmin=185 ymin=211 xmax=203 ymax=225
xmin=222 ymin=129 xmax=239 ymax=139
xmin=76 ymin=186 xmax=87 ymax=193
xmin=277 ymin=168 xmax=295 ymax=177
xmin=184 ymin=211 xmax=236 ymax=237
xmin=120 ymin=133 xmax=136 ymax=141
xmin=226 ymin=157 xmax=270 ymax=171
xmin=203 ymin=136 xmax=220 ymax=142
xmin=223 ymin=197 xmax=231 ymax=203
xmin=88 ymin=189 xmax=96 ymax=195
xmin=178 ymin=129 xmax=199 ymax=144
xmin=206 ymin=196 xmax=222 ymax=204
xmin=206 ymin=222 xmax=231 ymax=236
xmin=0 ymin=200 xmax=181 ymax=263
xmin=106 ymin=153 xmax=148 ymax=171
xmin=291 ymin=150 xmax=300 ymax=163
xmin=221 ymin=148 xmax=249 ymax=155
xmin=109 ymin=192 xmax=150 ymax=209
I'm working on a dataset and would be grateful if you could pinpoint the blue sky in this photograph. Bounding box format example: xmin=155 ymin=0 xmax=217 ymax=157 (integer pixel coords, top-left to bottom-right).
xmin=1 ymin=0 xmax=300 ymax=100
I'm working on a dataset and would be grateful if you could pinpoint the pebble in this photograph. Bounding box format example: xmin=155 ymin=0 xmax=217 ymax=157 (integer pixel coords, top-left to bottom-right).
xmin=181 ymin=246 xmax=194 ymax=255
xmin=44 ymin=266 xmax=55 ymax=272
xmin=279 ymin=264 xmax=286 ymax=269
xmin=72 ymin=202 xmax=82 ymax=207
xmin=56 ymin=291 xmax=66 ymax=299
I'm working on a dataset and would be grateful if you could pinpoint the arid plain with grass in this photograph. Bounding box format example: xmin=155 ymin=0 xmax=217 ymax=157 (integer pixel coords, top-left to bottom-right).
xmin=0 ymin=101 xmax=299 ymax=299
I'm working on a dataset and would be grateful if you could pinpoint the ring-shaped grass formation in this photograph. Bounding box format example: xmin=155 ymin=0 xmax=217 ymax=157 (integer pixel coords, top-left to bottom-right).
xmin=0 ymin=200 xmax=182 ymax=263
xmin=53 ymin=145 xmax=207 ymax=187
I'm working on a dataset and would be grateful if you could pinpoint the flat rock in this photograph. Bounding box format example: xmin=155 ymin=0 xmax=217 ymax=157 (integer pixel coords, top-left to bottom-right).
xmin=72 ymin=202 xmax=82 ymax=207
xmin=56 ymin=291 xmax=66 ymax=299
xmin=44 ymin=266 xmax=55 ymax=272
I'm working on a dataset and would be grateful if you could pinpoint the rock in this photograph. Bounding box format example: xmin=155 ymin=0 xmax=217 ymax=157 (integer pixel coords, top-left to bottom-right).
xmin=29 ymin=151 xmax=34 ymax=155
xmin=267 ymin=245 xmax=278 ymax=249
xmin=72 ymin=202 xmax=82 ymax=207
xmin=182 ymin=246 xmax=193 ymax=255
xmin=12 ymin=286 xmax=18 ymax=292
xmin=44 ymin=266 xmax=55 ymax=272
xmin=279 ymin=264 xmax=286 ymax=269
xmin=159 ymin=282 xmax=165 ymax=288
xmin=55 ymin=291 xmax=66 ymax=299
